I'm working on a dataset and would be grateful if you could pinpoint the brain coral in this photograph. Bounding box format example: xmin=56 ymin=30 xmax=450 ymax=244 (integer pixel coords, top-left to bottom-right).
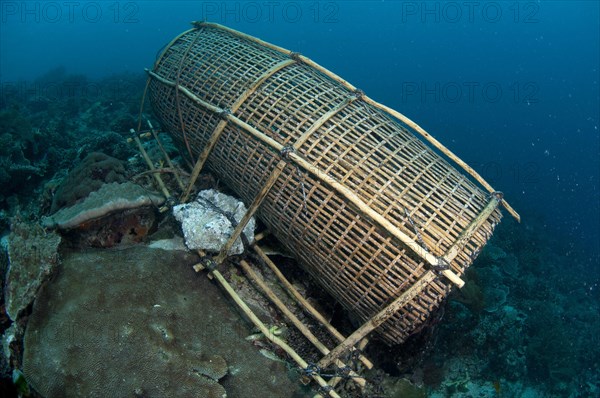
xmin=22 ymin=246 xmax=301 ymax=398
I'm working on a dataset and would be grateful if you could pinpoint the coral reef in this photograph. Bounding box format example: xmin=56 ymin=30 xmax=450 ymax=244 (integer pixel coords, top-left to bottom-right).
xmin=0 ymin=108 xmax=48 ymax=201
xmin=0 ymin=68 xmax=147 ymax=223
xmin=22 ymin=245 xmax=303 ymax=398
xmin=416 ymin=218 xmax=600 ymax=397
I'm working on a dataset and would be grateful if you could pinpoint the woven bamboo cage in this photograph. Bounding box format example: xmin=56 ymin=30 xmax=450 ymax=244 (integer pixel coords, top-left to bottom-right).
xmin=147 ymin=22 xmax=518 ymax=346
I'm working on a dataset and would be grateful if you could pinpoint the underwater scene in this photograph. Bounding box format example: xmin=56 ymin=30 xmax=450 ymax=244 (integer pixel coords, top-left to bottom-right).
xmin=0 ymin=1 xmax=598 ymax=397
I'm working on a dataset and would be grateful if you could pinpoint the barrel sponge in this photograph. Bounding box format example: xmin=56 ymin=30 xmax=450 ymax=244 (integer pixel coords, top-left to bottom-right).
xmin=42 ymin=182 xmax=165 ymax=229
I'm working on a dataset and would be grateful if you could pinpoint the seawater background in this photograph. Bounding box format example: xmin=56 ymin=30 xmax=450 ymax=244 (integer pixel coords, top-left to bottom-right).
xmin=1 ymin=0 xmax=598 ymax=394
xmin=2 ymin=1 xmax=598 ymax=264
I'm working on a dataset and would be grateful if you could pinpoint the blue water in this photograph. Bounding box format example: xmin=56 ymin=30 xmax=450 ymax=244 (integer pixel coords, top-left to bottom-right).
xmin=1 ymin=1 xmax=598 ymax=395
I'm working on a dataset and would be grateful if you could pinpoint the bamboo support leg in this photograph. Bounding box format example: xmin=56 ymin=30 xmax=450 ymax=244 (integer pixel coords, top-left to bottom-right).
xmin=254 ymin=245 xmax=373 ymax=370
xmin=198 ymin=263 xmax=341 ymax=398
xmin=253 ymin=231 xmax=269 ymax=243
xmin=239 ymin=260 xmax=366 ymax=388
xmin=318 ymin=270 xmax=437 ymax=369
xmin=214 ymin=162 xmax=287 ymax=264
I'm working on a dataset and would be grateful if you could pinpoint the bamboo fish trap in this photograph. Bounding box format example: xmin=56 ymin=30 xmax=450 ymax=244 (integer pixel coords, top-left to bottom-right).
xmin=147 ymin=22 xmax=519 ymax=346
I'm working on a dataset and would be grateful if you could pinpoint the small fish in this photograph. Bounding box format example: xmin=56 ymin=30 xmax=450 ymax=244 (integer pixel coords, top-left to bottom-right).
xmin=245 ymin=333 xmax=263 ymax=341
xmin=259 ymin=348 xmax=286 ymax=363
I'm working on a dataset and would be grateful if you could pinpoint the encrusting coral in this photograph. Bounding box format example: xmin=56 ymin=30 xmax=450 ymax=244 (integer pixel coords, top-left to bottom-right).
xmin=173 ymin=189 xmax=255 ymax=255
xmin=43 ymin=181 xmax=164 ymax=230
xmin=22 ymin=245 xmax=302 ymax=397
xmin=42 ymin=181 xmax=165 ymax=248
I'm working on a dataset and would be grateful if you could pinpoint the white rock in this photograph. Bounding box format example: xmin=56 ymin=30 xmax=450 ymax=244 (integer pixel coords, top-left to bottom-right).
xmin=173 ymin=189 xmax=254 ymax=255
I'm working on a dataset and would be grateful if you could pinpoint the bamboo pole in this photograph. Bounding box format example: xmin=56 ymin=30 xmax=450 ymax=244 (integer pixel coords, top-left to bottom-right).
xmin=180 ymin=119 xmax=227 ymax=203
xmin=254 ymin=245 xmax=374 ymax=370
xmin=253 ymin=231 xmax=269 ymax=243
xmin=147 ymin=120 xmax=186 ymax=191
xmin=196 ymin=262 xmax=341 ymax=397
xmin=443 ymin=193 xmax=502 ymax=263
xmin=131 ymin=130 xmax=171 ymax=200
xmin=239 ymin=260 xmax=366 ymax=388
xmin=192 ymin=21 xmax=292 ymax=55
xmin=136 ymin=76 xmax=151 ymax=134
xmin=317 ymin=270 xmax=437 ymax=369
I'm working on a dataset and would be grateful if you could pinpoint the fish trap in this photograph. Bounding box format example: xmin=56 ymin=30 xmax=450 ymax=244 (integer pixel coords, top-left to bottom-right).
xmin=145 ymin=22 xmax=518 ymax=350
